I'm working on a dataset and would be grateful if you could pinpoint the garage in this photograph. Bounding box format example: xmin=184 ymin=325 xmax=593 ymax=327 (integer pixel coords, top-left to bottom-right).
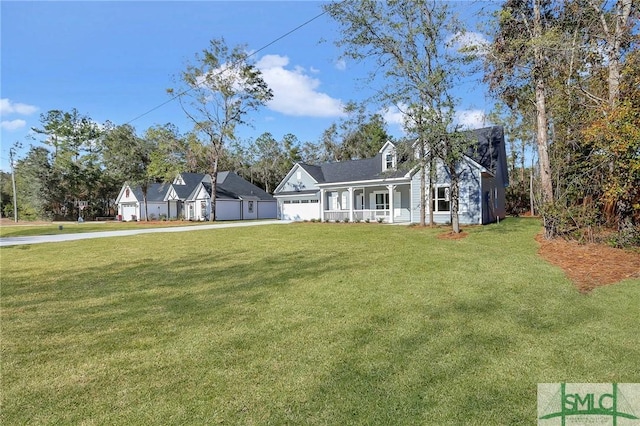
xmin=120 ymin=203 xmax=138 ymax=221
xmin=280 ymin=198 xmax=319 ymax=221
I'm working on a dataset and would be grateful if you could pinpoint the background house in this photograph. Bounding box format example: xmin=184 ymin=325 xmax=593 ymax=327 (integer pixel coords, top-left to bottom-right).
xmin=274 ymin=126 xmax=508 ymax=225
xmin=116 ymin=171 xmax=276 ymax=221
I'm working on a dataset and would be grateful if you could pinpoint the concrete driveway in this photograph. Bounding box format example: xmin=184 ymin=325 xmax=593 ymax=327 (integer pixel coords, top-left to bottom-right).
xmin=0 ymin=220 xmax=292 ymax=247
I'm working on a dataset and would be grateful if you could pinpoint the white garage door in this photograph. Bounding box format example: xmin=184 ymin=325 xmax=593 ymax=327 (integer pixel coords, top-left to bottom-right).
xmin=121 ymin=203 xmax=137 ymax=221
xmin=281 ymin=199 xmax=319 ymax=221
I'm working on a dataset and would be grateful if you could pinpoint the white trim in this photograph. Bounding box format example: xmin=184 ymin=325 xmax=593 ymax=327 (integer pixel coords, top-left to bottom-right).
xmin=316 ymin=177 xmax=409 ymax=188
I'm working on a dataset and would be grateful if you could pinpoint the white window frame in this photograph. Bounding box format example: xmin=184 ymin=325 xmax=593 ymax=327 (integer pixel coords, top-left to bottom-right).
xmin=374 ymin=191 xmax=389 ymax=210
xmin=432 ymin=186 xmax=451 ymax=213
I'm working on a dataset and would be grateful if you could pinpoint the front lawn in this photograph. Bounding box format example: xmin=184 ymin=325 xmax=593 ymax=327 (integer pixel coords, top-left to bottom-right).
xmin=0 ymin=220 xmax=218 ymax=238
xmin=1 ymin=218 xmax=638 ymax=424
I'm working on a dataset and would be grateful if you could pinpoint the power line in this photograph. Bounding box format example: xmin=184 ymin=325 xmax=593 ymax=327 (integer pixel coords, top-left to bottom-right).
xmin=125 ymin=7 xmax=331 ymax=126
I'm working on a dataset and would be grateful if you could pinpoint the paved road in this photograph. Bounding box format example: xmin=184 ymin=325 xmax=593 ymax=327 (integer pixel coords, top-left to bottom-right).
xmin=0 ymin=220 xmax=292 ymax=247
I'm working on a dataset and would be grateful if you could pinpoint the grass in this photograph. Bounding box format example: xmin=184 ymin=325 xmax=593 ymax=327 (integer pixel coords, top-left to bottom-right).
xmin=0 ymin=220 xmax=239 ymax=238
xmin=1 ymin=218 xmax=638 ymax=424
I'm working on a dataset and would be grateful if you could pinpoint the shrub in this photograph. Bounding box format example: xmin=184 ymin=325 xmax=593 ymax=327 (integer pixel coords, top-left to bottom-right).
xmin=343 ymin=217 xmax=350 ymax=223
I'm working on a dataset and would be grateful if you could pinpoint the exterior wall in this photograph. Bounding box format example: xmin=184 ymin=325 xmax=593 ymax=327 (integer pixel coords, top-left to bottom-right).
xmin=257 ymin=201 xmax=277 ymax=219
xmin=480 ymin=175 xmax=506 ymax=224
xmin=216 ymin=200 xmax=241 ymax=221
xmin=321 ymin=184 xmax=411 ymax=222
xmin=139 ymin=202 xmax=168 ymax=221
xmin=410 ymin=158 xmax=483 ymax=225
xmin=242 ymin=199 xmax=258 ymax=220
xmin=278 ymin=164 xmax=319 ymax=193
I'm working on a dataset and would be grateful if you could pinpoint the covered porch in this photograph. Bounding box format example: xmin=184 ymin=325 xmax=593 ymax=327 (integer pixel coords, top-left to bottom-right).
xmin=319 ymin=183 xmax=411 ymax=223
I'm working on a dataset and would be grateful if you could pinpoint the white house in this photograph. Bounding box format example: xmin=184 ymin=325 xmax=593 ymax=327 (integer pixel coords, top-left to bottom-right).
xmin=116 ymin=171 xmax=277 ymax=221
xmin=274 ymin=126 xmax=508 ymax=225
xmin=115 ymin=182 xmax=171 ymax=221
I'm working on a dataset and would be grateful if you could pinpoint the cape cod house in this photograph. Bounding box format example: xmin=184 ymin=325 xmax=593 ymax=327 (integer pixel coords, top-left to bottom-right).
xmin=116 ymin=171 xmax=277 ymax=221
xmin=273 ymin=126 xmax=508 ymax=225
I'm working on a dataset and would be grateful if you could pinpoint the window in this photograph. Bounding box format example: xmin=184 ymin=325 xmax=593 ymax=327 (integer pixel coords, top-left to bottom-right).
xmin=201 ymin=201 xmax=206 ymax=215
xmin=432 ymin=186 xmax=450 ymax=212
xmin=296 ymin=171 xmax=302 ymax=181
xmin=375 ymin=193 xmax=389 ymax=210
xmin=248 ymin=201 xmax=254 ymax=213
xmin=385 ymin=153 xmax=394 ymax=170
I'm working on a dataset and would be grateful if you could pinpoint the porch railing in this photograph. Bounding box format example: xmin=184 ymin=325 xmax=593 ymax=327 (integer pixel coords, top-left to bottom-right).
xmin=324 ymin=209 xmax=390 ymax=222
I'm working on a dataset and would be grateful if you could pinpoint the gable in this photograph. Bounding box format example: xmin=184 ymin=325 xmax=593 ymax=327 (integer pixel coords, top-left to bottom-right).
xmin=379 ymin=141 xmax=397 ymax=172
xmin=116 ymin=184 xmax=139 ymax=204
xmin=275 ymin=163 xmax=320 ymax=194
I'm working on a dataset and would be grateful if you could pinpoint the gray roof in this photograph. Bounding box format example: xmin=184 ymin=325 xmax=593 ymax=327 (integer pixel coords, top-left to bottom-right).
xmin=217 ymin=171 xmax=275 ymax=201
xmin=128 ymin=171 xmax=275 ymax=203
xmin=299 ymin=154 xmax=407 ymax=185
xmin=465 ymin=126 xmax=509 ymax=186
xmin=294 ymin=125 xmax=507 ymax=187
xmin=130 ymin=182 xmax=171 ymax=202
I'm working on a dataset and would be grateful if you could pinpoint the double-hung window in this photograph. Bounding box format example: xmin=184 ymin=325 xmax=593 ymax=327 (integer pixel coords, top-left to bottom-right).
xmin=432 ymin=186 xmax=450 ymax=212
xmin=375 ymin=193 xmax=389 ymax=210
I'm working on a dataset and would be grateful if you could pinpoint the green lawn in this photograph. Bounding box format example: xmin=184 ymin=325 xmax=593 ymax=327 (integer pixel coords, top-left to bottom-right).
xmin=0 ymin=220 xmax=236 ymax=238
xmin=1 ymin=218 xmax=638 ymax=424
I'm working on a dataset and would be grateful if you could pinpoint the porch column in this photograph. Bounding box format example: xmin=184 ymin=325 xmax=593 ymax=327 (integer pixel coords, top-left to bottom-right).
xmin=387 ymin=184 xmax=395 ymax=224
xmin=348 ymin=187 xmax=354 ymax=222
xmin=319 ymin=188 xmax=325 ymax=221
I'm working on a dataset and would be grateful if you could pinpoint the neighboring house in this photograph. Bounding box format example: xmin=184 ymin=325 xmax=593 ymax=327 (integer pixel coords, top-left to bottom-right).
xmin=116 ymin=171 xmax=277 ymax=221
xmin=273 ymin=126 xmax=508 ymax=225
xmin=115 ymin=182 xmax=171 ymax=221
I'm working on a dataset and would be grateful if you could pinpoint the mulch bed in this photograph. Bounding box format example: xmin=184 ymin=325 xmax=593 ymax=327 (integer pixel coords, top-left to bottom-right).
xmin=437 ymin=231 xmax=469 ymax=240
xmin=536 ymin=234 xmax=640 ymax=293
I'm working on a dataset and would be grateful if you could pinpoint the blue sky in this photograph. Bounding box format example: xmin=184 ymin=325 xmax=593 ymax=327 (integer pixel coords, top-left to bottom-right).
xmin=1 ymin=1 xmax=497 ymax=172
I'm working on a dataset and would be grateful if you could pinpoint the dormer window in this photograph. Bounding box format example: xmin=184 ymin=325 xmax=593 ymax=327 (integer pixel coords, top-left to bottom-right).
xmin=379 ymin=141 xmax=397 ymax=171
xmin=385 ymin=153 xmax=394 ymax=170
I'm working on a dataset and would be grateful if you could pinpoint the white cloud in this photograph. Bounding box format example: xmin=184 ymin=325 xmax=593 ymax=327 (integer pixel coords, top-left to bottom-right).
xmin=1 ymin=119 xmax=27 ymax=131
xmin=379 ymin=105 xmax=487 ymax=134
xmin=450 ymin=31 xmax=490 ymax=56
xmin=334 ymin=59 xmax=346 ymax=71
xmin=256 ymin=54 xmax=345 ymax=118
xmin=381 ymin=104 xmax=407 ymax=128
xmin=455 ymin=109 xmax=487 ymax=129
xmin=0 ymin=98 xmax=38 ymax=116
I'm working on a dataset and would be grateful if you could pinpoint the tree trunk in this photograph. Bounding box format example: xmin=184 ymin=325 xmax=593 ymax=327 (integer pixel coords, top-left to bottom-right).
xmin=209 ymin=151 xmax=219 ymax=222
xmin=419 ymin=142 xmax=426 ymax=227
xmin=428 ymin=153 xmax=435 ymax=226
xmin=449 ymin=164 xmax=461 ymax=234
xmin=532 ymin=0 xmax=554 ymax=238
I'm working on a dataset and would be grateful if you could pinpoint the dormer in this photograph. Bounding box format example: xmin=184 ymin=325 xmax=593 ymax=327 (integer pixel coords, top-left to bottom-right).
xmin=379 ymin=141 xmax=397 ymax=171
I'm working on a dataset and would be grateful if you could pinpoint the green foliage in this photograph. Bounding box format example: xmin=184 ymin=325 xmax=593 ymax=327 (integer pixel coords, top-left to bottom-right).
xmin=169 ymin=37 xmax=273 ymax=220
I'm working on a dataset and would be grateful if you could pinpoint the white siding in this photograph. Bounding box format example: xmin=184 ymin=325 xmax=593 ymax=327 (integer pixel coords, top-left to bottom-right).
xmin=216 ymin=200 xmax=241 ymax=221
xmin=257 ymin=201 xmax=277 ymax=219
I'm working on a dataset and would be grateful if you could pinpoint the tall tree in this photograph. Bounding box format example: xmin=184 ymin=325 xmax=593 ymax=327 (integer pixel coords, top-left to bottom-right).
xmin=30 ymin=108 xmax=103 ymax=219
xmin=145 ymin=123 xmax=190 ymax=182
xmin=484 ymin=0 xmax=561 ymax=236
xmin=324 ymin=0 xmax=468 ymax=232
xmin=168 ymin=38 xmax=273 ymax=221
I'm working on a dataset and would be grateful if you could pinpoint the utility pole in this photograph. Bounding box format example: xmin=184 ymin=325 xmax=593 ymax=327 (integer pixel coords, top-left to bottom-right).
xmin=9 ymin=142 xmax=21 ymax=223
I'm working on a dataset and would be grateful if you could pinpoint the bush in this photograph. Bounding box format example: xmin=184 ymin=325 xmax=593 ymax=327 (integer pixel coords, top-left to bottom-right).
xmin=343 ymin=217 xmax=350 ymax=223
